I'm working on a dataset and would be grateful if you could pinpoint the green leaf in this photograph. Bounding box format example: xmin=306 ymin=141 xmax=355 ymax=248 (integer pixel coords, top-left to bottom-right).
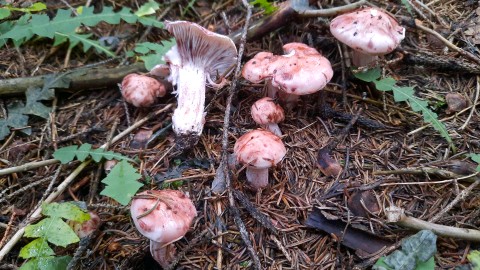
xmin=372 ymin=257 xmax=393 ymax=270
xmin=249 ymin=0 xmax=278 ymax=15
xmin=0 ymin=8 xmax=11 ymax=20
xmin=353 ymin=68 xmax=381 ymax=82
xmin=19 ymin=238 xmax=54 ymax=259
xmin=381 ymin=230 xmax=437 ymax=270
xmin=53 ymin=143 xmax=131 ymax=164
xmin=20 ymin=256 xmax=72 ymax=270
xmin=467 ymin=250 xmax=480 ymax=270
xmin=135 ymin=0 xmax=160 ymax=17
xmin=134 ymin=39 xmax=176 ymax=70
xmin=469 ymin=154 xmax=480 ymax=172
xmin=100 ymin=160 xmax=143 ymax=205
xmin=24 ymin=217 xmax=80 ymax=247
xmin=375 ymin=77 xmax=396 ymax=91
xmin=41 ymin=202 xmax=90 ymax=222
xmin=7 ymin=2 xmax=47 ymax=13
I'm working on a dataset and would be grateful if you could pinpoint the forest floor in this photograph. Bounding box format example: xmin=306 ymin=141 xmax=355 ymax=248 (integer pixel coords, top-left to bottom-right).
xmin=1 ymin=0 xmax=480 ymax=269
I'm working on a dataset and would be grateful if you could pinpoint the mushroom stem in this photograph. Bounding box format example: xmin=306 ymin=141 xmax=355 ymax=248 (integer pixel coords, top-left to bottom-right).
xmin=172 ymin=64 xmax=207 ymax=140
xmin=351 ymin=51 xmax=378 ymax=67
xmin=245 ymin=167 xmax=269 ymax=190
xmin=150 ymin=240 xmax=175 ymax=268
xmin=266 ymin=80 xmax=279 ymax=99
xmin=264 ymin=123 xmax=282 ymax=137
xmin=277 ymin=91 xmax=300 ymax=109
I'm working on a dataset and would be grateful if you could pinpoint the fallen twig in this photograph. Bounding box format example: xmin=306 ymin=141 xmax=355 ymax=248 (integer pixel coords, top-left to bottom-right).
xmin=386 ymin=206 xmax=480 ymax=242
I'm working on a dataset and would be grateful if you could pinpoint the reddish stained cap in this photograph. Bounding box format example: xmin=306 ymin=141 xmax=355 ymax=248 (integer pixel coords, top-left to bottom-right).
xmin=242 ymin=43 xmax=333 ymax=95
xmin=233 ymin=129 xmax=286 ymax=169
xmin=251 ymin=97 xmax=285 ymax=125
xmin=330 ymin=8 xmax=405 ymax=55
xmin=130 ymin=190 xmax=197 ymax=245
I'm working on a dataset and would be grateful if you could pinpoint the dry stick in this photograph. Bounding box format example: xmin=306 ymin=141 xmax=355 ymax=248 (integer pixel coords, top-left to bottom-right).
xmin=214 ymin=1 xmax=261 ymax=269
xmin=0 ymin=62 xmax=146 ymax=96
xmin=413 ymin=19 xmax=480 ymax=65
xmin=0 ymin=104 xmax=173 ymax=260
xmin=386 ymin=206 xmax=480 ymax=242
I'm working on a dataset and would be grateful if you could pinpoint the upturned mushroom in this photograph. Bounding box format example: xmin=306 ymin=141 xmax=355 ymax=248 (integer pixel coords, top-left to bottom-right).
xmin=130 ymin=189 xmax=197 ymax=268
xmin=162 ymin=21 xmax=238 ymax=149
xmin=242 ymin=42 xmax=333 ymax=108
xmin=251 ymin=97 xmax=285 ymax=136
xmin=121 ymin=73 xmax=168 ymax=107
xmin=234 ymin=129 xmax=286 ymax=190
xmin=330 ymin=8 xmax=405 ymax=67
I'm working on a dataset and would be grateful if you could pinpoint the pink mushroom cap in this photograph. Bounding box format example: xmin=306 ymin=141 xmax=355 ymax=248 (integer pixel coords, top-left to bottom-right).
xmin=242 ymin=42 xmax=333 ymax=96
xmin=121 ymin=74 xmax=167 ymax=107
xmin=130 ymin=189 xmax=197 ymax=245
xmin=330 ymin=8 xmax=405 ymax=55
xmin=234 ymin=129 xmax=286 ymax=169
xmin=251 ymin=97 xmax=285 ymax=125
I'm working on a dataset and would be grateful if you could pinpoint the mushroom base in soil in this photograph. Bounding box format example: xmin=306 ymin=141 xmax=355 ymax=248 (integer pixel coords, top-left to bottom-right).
xmin=245 ymin=166 xmax=270 ymax=190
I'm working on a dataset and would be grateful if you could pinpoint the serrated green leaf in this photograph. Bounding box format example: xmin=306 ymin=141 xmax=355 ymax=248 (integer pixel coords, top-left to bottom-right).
xmin=75 ymin=143 xmax=92 ymax=161
xmin=53 ymin=144 xmax=131 ymax=163
xmin=41 ymin=202 xmax=90 ymax=222
xmin=416 ymin=257 xmax=435 ymax=270
xmin=391 ymin=86 xmax=415 ymax=102
xmin=20 ymin=255 xmax=72 ymax=270
xmin=135 ymin=0 xmax=160 ymax=17
xmin=0 ymin=8 xmax=11 ymax=20
xmin=19 ymin=238 xmax=54 ymax=259
xmin=372 ymin=257 xmax=392 ymax=270
xmin=7 ymin=2 xmax=47 ymax=13
xmin=353 ymin=68 xmax=382 ymax=82
xmin=0 ymin=120 xmax=10 ymax=141
xmin=134 ymin=39 xmax=176 ymax=70
xmin=137 ymin=16 xmax=164 ymax=28
xmin=55 ymin=32 xmax=116 ymax=57
xmin=100 ymin=160 xmax=143 ymax=205
xmin=468 ymin=250 xmax=480 ymax=270
xmin=375 ymin=77 xmax=396 ymax=91
xmin=53 ymin=145 xmax=78 ymax=163
xmin=25 ymin=217 xmax=80 ymax=247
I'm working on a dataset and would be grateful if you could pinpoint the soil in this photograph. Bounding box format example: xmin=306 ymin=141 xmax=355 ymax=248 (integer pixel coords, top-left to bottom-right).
xmin=1 ymin=0 xmax=480 ymax=269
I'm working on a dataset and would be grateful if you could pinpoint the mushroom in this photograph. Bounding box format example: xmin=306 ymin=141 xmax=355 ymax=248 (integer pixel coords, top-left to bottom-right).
xmin=69 ymin=211 xmax=101 ymax=239
xmin=121 ymin=73 xmax=168 ymax=107
xmin=234 ymin=129 xmax=286 ymax=190
xmin=130 ymin=189 xmax=197 ymax=268
xmin=251 ymin=97 xmax=285 ymax=136
xmin=242 ymin=42 xmax=333 ymax=108
xmin=163 ymin=21 xmax=238 ymax=149
xmin=329 ymin=8 xmax=405 ymax=67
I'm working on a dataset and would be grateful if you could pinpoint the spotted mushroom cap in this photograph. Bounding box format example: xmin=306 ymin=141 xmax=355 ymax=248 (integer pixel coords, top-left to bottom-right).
xmin=329 ymin=8 xmax=405 ymax=55
xmin=234 ymin=129 xmax=286 ymax=169
xmin=130 ymin=190 xmax=197 ymax=245
xmin=242 ymin=43 xmax=333 ymax=95
xmin=163 ymin=21 xmax=237 ymax=86
xmin=251 ymin=97 xmax=285 ymax=125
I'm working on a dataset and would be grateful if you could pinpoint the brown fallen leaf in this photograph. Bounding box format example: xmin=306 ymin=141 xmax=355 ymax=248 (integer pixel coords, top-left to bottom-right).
xmin=347 ymin=190 xmax=380 ymax=218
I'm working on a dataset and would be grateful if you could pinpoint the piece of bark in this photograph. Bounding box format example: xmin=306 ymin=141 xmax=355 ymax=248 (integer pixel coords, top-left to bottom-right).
xmin=306 ymin=208 xmax=392 ymax=258
xmin=0 ymin=62 xmax=147 ymax=96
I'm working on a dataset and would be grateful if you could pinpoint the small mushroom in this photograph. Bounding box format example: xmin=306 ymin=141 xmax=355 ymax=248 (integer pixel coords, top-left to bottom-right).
xmin=330 ymin=8 xmax=405 ymax=67
xmin=69 ymin=211 xmax=101 ymax=239
xmin=163 ymin=20 xmax=238 ymax=149
xmin=242 ymin=43 xmax=333 ymax=108
xmin=251 ymin=97 xmax=285 ymax=136
xmin=445 ymin=92 xmax=468 ymax=114
xmin=130 ymin=189 xmax=197 ymax=268
xmin=234 ymin=129 xmax=286 ymax=190
xmin=121 ymin=73 xmax=168 ymax=107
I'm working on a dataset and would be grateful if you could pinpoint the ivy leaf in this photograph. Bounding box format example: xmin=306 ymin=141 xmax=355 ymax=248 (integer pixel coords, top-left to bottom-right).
xmin=19 ymin=238 xmax=55 ymax=259
xmin=24 ymin=217 xmax=80 ymax=247
xmin=353 ymin=68 xmax=381 ymax=82
xmin=20 ymin=256 xmax=72 ymax=270
xmin=41 ymin=202 xmax=90 ymax=222
xmin=100 ymin=160 xmax=143 ymax=205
